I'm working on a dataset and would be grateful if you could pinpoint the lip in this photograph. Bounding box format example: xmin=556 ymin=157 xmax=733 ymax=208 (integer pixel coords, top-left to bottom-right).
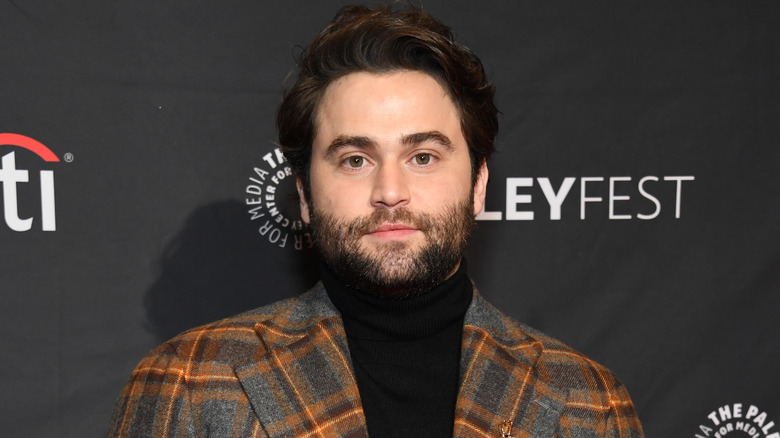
xmin=366 ymin=223 xmax=419 ymax=240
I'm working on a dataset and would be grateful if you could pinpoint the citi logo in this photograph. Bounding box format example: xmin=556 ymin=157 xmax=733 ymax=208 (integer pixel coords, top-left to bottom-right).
xmin=0 ymin=133 xmax=60 ymax=232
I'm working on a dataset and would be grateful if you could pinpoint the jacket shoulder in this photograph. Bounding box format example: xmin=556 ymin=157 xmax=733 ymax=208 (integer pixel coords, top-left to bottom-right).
xmin=147 ymin=285 xmax=336 ymax=367
xmin=466 ymin=293 xmax=643 ymax=435
xmin=467 ymin=293 xmax=634 ymax=402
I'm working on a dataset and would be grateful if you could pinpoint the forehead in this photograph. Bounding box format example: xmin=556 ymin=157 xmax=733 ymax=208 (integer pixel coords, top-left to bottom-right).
xmin=313 ymin=70 xmax=462 ymax=142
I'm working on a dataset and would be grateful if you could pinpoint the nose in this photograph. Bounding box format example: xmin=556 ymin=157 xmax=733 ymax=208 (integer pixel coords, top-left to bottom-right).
xmin=370 ymin=162 xmax=410 ymax=209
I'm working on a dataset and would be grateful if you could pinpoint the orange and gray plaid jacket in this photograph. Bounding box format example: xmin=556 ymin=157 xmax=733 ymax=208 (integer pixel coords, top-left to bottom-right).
xmin=108 ymin=285 xmax=644 ymax=437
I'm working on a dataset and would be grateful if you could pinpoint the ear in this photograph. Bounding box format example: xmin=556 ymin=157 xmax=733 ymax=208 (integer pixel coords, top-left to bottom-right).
xmin=296 ymin=177 xmax=311 ymax=224
xmin=472 ymin=161 xmax=489 ymax=216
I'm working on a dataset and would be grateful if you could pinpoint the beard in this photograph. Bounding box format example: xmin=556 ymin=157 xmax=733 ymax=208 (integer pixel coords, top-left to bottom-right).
xmin=308 ymin=196 xmax=475 ymax=298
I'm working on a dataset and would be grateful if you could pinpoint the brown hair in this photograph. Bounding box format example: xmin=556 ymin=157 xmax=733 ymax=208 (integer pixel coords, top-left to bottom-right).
xmin=277 ymin=4 xmax=498 ymax=192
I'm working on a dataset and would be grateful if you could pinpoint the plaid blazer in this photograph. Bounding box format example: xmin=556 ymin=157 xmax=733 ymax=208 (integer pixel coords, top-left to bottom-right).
xmin=108 ymin=285 xmax=643 ymax=437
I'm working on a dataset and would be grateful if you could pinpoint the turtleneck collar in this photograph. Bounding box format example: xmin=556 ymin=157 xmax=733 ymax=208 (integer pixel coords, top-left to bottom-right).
xmin=321 ymin=259 xmax=473 ymax=340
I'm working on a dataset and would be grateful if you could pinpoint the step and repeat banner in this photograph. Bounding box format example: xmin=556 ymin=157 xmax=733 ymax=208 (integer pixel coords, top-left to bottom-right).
xmin=1 ymin=1 xmax=778 ymax=436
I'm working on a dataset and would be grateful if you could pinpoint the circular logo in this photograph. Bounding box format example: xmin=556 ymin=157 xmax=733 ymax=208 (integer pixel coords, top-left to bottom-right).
xmin=694 ymin=403 xmax=778 ymax=438
xmin=243 ymin=146 xmax=312 ymax=251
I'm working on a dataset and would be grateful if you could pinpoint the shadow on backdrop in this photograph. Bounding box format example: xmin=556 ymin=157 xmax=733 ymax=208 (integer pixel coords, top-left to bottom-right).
xmin=144 ymin=200 xmax=319 ymax=342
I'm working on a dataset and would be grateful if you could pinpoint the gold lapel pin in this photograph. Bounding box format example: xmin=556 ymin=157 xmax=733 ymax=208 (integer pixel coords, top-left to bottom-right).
xmin=501 ymin=420 xmax=515 ymax=438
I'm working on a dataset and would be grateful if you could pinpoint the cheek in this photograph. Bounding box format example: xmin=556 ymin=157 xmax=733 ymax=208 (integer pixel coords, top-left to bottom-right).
xmin=417 ymin=172 xmax=472 ymax=200
xmin=310 ymin=179 xmax=364 ymax=217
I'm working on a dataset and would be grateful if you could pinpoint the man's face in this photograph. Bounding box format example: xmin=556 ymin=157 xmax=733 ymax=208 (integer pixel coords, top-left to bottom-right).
xmin=298 ymin=70 xmax=488 ymax=296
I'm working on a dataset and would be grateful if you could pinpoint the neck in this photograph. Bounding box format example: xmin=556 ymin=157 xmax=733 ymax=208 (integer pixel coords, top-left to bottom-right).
xmin=320 ymin=259 xmax=472 ymax=437
xmin=321 ymin=259 xmax=472 ymax=339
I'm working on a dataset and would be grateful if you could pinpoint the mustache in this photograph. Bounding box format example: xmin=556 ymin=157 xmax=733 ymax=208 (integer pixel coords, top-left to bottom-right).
xmin=339 ymin=208 xmax=436 ymax=237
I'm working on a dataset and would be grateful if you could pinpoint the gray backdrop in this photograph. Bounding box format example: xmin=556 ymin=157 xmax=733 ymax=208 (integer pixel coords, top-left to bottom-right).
xmin=1 ymin=1 xmax=778 ymax=436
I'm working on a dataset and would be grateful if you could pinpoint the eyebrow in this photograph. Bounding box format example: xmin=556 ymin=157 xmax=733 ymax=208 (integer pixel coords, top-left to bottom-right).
xmin=401 ymin=131 xmax=453 ymax=150
xmin=323 ymin=135 xmax=377 ymax=160
xmin=323 ymin=130 xmax=454 ymax=159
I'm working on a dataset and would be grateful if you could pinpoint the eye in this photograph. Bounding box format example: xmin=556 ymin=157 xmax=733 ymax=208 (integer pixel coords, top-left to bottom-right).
xmin=345 ymin=156 xmax=365 ymax=168
xmin=413 ymin=153 xmax=432 ymax=165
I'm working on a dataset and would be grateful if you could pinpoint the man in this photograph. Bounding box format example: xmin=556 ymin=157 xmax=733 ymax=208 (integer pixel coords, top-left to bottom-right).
xmin=109 ymin=5 xmax=643 ymax=437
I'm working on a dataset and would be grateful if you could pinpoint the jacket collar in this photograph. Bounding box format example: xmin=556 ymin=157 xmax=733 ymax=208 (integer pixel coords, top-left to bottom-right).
xmin=235 ymin=285 xmax=566 ymax=438
xmin=454 ymin=293 xmax=567 ymax=437
xmin=234 ymin=287 xmax=368 ymax=438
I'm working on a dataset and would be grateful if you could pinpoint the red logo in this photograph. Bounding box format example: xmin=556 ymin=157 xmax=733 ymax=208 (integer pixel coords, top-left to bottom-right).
xmin=0 ymin=133 xmax=59 ymax=231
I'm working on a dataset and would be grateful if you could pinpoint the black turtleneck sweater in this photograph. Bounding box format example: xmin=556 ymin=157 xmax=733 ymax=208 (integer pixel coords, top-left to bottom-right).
xmin=321 ymin=261 xmax=473 ymax=438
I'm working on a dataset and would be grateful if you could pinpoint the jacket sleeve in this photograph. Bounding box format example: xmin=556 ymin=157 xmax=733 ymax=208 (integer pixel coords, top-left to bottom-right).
xmin=603 ymin=379 xmax=644 ymax=438
xmin=555 ymin=371 xmax=644 ymax=438
xmin=106 ymin=343 xmax=197 ymax=438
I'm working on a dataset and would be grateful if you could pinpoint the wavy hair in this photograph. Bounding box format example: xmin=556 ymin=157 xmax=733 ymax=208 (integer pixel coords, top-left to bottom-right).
xmin=277 ymin=4 xmax=498 ymax=193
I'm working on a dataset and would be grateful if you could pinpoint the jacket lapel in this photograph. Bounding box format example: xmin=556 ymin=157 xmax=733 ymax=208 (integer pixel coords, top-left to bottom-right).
xmin=453 ymin=294 xmax=567 ymax=438
xmin=235 ymin=289 xmax=369 ymax=438
xmin=231 ymin=287 xmax=567 ymax=438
